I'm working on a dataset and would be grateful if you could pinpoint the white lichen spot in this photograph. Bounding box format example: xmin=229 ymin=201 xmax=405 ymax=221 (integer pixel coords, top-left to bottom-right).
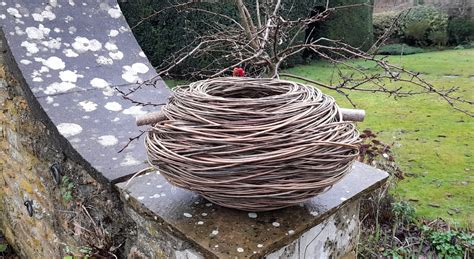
xmin=7 ymin=8 xmax=21 ymax=18
xmin=14 ymin=26 xmax=25 ymax=36
xmin=183 ymin=213 xmax=192 ymax=218
xmin=248 ymin=212 xmax=257 ymax=219
xmin=104 ymin=102 xmax=122 ymax=111
xmin=105 ymin=42 xmax=118 ymax=51
xmin=102 ymin=87 xmax=115 ymax=97
xmin=90 ymin=78 xmax=109 ymax=89
xmin=149 ymin=194 xmax=160 ymax=198
xmin=119 ymin=26 xmax=128 ymax=33
xmin=210 ymin=230 xmax=219 ymax=236
xmin=288 ymin=230 xmax=295 ymax=235
xmin=36 ymin=56 xmax=65 ymax=70
xmin=0 ymin=14 xmax=6 ymax=20
xmin=68 ymin=26 xmax=77 ymax=34
xmin=41 ymin=38 xmax=62 ymax=49
xmin=72 ymin=36 xmax=102 ymax=52
xmin=20 ymin=59 xmax=32 ymax=65
xmin=78 ymin=100 xmax=97 ymax=112
xmin=109 ymin=29 xmax=119 ymax=37
xmin=132 ymin=63 xmax=149 ymax=74
xmin=64 ymin=15 xmax=73 ymax=23
xmin=32 ymin=77 xmax=43 ymax=82
xmin=122 ymin=106 xmax=147 ymax=116
xmin=139 ymin=51 xmax=146 ymax=58
xmin=57 ymin=123 xmax=82 ymax=137
xmin=121 ymin=63 xmax=149 ymax=83
xmin=310 ymin=211 xmax=319 ymax=216
xmin=109 ymin=51 xmax=123 ymax=60
xmin=120 ymin=153 xmax=141 ymax=166
xmin=63 ymin=48 xmax=78 ymax=57
xmin=44 ymin=82 xmax=75 ymax=94
xmin=108 ymin=7 xmax=121 ymax=18
xmin=96 ymin=56 xmax=113 ymax=65
xmin=25 ymin=24 xmax=50 ymax=40
xmin=257 ymin=244 xmax=263 ymax=248
xmin=272 ymin=222 xmax=280 ymax=227
xmin=21 ymin=41 xmax=39 ymax=54
xmin=197 ymin=221 xmax=204 ymax=225
xmin=97 ymin=135 xmax=118 ymax=146
xmin=137 ymin=196 xmax=144 ymax=200
xmin=340 ymin=197 xmax=347 ymax=201
xmin=32 ymin=10 xmax=56 ymax=22
xmin=45 ymin=96 xmax=54 ymax=104
xmin=237 ymin=248 xmax=244 ymax=253
xmin=59 ymin=70 xmax=82 ymax=83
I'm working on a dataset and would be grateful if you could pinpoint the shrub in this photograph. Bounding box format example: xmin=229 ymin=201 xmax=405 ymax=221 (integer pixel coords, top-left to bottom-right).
xmin=376 ymin=43 xmax=424 ymax=55
xmin=373 ymin=11 xmax=402 ymax=41
xmin=404 ymin=21 xmax=431 ymax=46
xmin=399 ymin=5 xmax=448 ymax=46
xmin=428 ymin=30 xmax=448 ymax=47
xmin=448 ymin=17 xmax=474 ymax=45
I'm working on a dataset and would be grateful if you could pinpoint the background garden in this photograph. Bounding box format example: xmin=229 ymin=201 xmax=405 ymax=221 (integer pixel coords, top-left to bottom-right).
xmin=119 ymin=0 xmax=473 ymax=257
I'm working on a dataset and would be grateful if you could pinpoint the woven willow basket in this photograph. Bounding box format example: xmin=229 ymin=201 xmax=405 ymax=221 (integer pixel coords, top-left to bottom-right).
xmin=144 ymin=77 xmax=360 ymax=211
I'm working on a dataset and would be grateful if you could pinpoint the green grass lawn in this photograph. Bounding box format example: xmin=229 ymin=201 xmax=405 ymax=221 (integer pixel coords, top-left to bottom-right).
xmin=165 ymin=49 xmax=473 ymax=228
xmin=283 ymin=49 xmax=473 ymax=228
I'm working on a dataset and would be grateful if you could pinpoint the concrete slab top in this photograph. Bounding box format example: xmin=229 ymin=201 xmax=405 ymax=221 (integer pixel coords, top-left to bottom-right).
xmin=116 ymin=161 xmax=389 ymax=258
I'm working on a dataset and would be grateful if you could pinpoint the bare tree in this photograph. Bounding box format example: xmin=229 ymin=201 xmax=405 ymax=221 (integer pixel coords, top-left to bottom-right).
xmin=126 ymin=0 xmax=473 ymax=116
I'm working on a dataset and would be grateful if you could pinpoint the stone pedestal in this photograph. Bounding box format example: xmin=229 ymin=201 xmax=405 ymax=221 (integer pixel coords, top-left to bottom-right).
xmin=117 ymin=162 xmax=388 ymax=258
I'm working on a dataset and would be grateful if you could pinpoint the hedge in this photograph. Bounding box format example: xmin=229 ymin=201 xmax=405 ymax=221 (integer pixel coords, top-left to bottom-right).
xmin=120 ymin=0 xmax=373 ymax=78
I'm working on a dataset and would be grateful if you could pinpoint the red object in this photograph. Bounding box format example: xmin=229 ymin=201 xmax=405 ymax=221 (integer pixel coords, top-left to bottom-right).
xmin=232 ymin=67 xmax=245 ymax=77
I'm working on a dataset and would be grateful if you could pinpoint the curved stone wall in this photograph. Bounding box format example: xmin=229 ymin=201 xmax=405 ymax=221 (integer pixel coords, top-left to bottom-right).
xmin=0 ymin=1 xmax=170 ymax=257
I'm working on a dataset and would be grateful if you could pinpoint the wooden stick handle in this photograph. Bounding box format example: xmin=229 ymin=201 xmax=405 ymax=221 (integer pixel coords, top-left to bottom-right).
xmin=136 ymin=111 xmax=166 ymax=126
xmin=137 ymin=108 xmax=365 ymax=126
xmin=339 ymin=108 xmax=365 ymax=122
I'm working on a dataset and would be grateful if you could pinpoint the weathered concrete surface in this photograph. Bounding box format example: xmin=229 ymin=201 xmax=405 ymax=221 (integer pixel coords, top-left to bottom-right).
xmin=117 ymin=162 xmax=389 ymax=258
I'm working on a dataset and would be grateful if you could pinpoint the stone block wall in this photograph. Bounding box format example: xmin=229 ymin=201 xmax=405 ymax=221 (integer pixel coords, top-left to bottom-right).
xmin=0 ymin=61 xmax=135 ymax=258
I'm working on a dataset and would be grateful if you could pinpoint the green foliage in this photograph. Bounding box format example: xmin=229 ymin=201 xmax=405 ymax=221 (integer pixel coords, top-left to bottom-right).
xmin=428 ymin=30 xmax=448 ymax=47
xmin=404 ymin=21 xmax=431 ymax=45
xmin=400 ymin=6 xmax=448 ymax=46
xmin=371 ymin=6 xmax=450 ymax=46
xmin=425 ymin=228 xmax=474 ymax=258
xmin=392 ymin=201 xmax=416 ymax=224
xmin=312 ymin=0 xmax=374 ymax=50
xmin=448 ymin=17 xmax=474 ymax=45
xmin=120 ymin=0 xmax=374 ymax=78
xmin=0 ymin=244 xmax=7 ymax=253
xmin=372 ymin=11 xmax=402 ymax=40
xmin=60 ymin=176 xmax=74 ymax=203
xmin=377 ymin=43 xmax=424 ymax=55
